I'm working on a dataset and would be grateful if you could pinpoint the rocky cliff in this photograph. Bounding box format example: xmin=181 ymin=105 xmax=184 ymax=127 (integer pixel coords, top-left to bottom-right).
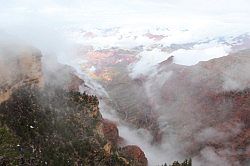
xmin=86 ymin=47 xmax=250 ymax=165
xmin=148 ymin=50 xmax=250 ymax=165
xmin=0 ymin=45 xmax=147 ymax=166
xmin=0 ymin=45 xmax=43 ymax=103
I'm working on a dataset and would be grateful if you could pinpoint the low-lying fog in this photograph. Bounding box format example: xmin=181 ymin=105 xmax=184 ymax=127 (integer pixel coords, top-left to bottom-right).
xmin=1 ymin=0 xmax=250 ymax=165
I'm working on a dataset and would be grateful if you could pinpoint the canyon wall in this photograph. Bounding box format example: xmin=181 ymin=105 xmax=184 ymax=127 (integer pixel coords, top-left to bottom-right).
xmin=0 ymin=45 xmax=43 ymax=103
xmin=0 ymin=45 xmax=148 ymax=165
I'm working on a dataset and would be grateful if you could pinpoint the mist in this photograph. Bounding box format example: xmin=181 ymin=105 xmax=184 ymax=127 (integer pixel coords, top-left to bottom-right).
xmin=1 ymin=0 xmax=250 ymax=166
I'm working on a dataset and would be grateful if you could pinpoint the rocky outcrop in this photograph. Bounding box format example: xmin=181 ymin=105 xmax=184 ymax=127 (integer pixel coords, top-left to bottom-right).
xmin=197 ymin=89 xmax=250 ymax=165
xmin=101 ymin=119 xmax=149 ymax=165
xmin=119 ymin=145 xmax=148 ymax=166
xmin=0 ymin=45 xmax=43 ymax=103
xmin=78 ymin=48 xmax=165 ymax=145
xmin=0 ymin=45 xmax=148 ymax=166
xmin=102 ymin=119 xmax=119 ymax=145
xmin=149 ymin=50 xmax=250 ymax=165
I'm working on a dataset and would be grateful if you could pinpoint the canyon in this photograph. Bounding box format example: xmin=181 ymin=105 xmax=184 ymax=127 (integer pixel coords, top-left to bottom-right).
xmin=0 ymin=38 xmax=249 ymax=166
xmin=76 ymin=39 xmax=250 ymax=165
xmin=0 ymin=45 xmax=149 ymax=165
xmin=1 ymin=1 xmax=250 ymax=165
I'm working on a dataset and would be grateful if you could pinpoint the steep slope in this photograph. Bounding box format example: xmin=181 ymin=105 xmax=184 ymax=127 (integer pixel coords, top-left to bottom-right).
xmin=146 ymin=50 xmax=250 ymax=165
xmin=79 ymin=48 xmax=162 ymax=143
xmin=0 ymin=85 xmax=147 ymax=165
xmin=0 ymin=45 xmax=43 ymax=103
xmin=0 ymin=45 xmax=147 ymax=166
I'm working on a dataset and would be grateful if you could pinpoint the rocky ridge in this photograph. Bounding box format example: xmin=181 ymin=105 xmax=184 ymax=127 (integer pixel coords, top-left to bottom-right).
xmin=0 ymin=45 xmax=147 ymax=165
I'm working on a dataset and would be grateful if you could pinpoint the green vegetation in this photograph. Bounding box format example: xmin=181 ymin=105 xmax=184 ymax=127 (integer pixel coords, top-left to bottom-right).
xmin=0 ymin=85 xmax=123 ymax=165
xmin=161 ymin=159 xmax=192 ymax=166
xmin=0 ymin=126 xmax=20 ymax=165
xmin=0 ymin=84 xmax=192 ymax=165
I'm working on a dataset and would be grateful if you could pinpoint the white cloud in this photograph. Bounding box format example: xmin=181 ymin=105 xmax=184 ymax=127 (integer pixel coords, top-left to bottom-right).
xmin=128 ymin=41 xmax=231 ymax=78
xmin=128 ymin=49 xmax=168 ymax=78
xmin=1 ymin=1 xmax=250 ymax=165
xmin=172 ymin=43 xmax=231 ymax=66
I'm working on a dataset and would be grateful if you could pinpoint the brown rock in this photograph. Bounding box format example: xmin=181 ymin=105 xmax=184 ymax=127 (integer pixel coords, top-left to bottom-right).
xmin=102 ymin=119 xmax=119 ymax=145
xmin=156 ymin=50 xmax=250 ymax=164
xmin=67 ymin=74 xmax=84 ymax=91
xmin=120 ymin=145 xmax=148 ymax=166
xmin=0 ymin=45 xmax=43 ymax=103
xmin=103 ymin=142 xmax=112 ymax=156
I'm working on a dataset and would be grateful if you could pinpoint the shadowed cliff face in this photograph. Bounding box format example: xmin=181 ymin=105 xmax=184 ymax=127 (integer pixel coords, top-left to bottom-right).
xmin=140 ymin=50 xmax=250 ymax=165
xmin=0 ymin=46 xmax=148 ymax=166
xmin=79 ymin=46 xmax=250 ymax=165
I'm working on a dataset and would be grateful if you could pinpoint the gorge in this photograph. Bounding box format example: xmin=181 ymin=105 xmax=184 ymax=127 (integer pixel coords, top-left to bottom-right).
xmin=1 ymin=1 xmax=250 ymax=165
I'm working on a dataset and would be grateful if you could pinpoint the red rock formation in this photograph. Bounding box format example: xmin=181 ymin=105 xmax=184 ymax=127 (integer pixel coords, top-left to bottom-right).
xmin=203 ymin=90 xmax=250 ymax=164
xmin=153 ymin=50 xmax=250 ymax=164
xmin=101 ymin=119 xmax=148 ymax=165
xmin=0 ymin=44 xmax=149 ymax=166
xmin=120 ymin=145 xmax=148 ymax=166
xmin=102 ymin=119 xmax=119 ymax=145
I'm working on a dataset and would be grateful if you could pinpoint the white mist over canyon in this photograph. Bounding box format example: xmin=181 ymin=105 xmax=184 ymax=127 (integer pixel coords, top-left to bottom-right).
xmin=1 ymin=0 xmax=250 ymax=166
